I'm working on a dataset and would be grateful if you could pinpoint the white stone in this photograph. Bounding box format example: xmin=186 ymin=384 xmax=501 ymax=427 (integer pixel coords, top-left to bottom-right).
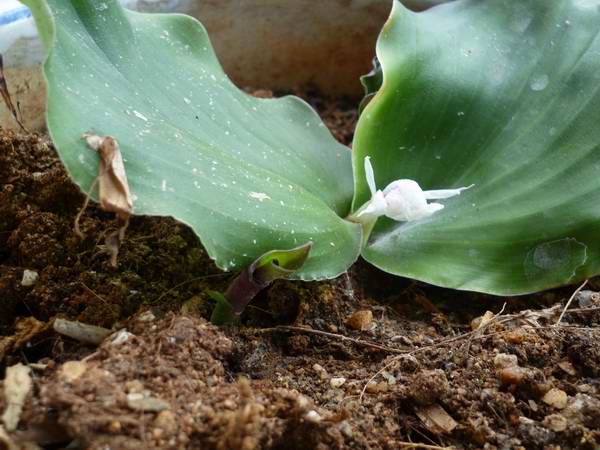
xmin=330 ymin=377 xmax=346 ymax=389
xmin=305 ymin=410 xmax=321 ymax=423
xmin=20 ymin=270 xmax=38 ymax=287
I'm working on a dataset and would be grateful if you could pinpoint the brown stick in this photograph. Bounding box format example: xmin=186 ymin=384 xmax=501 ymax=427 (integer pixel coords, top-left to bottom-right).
xmin=74 ymin=178 xmax=100 ymax=239
xmin=272 ymin=325 xmax=408 ymax=354
xmin=397 ymin=442 xmax=452 ymax=450
xmin=0 ymin=54 xmax=26 ymax=132
xmin=556 ymin=279 xmax=588 ymax=325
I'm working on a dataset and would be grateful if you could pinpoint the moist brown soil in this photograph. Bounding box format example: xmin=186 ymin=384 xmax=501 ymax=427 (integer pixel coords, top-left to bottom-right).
xmin=1 ymin=90 xmax=600 ymax=449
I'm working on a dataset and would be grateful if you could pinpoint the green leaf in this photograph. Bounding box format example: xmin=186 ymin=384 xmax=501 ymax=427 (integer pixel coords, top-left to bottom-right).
xmin=24 ymin=0 xmax=362 ymax=280
xmin=353 ymin=0 xmax=600 ymax=295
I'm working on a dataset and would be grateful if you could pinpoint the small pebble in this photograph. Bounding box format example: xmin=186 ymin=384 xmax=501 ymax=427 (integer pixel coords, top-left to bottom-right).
xmin=346 ymin=310 xmax=373 ymax=331
xmin=528 ymin=400 xmax=538 ymax=412
xmin=542 ymin=388 xmax=568 ymax=410
xmin=498 ymin=366 xmax=526 ymax=385
xmin=557 ymin=360 xmax=576 ymax=376
xmin=365 ymin=381 xmax=388 ymax=394
xmin=137 ymin=311 xmax=156 ymax=322
xmin=127 ymin=393 xmax=169 ymax=412
xmin=339 ymin=420 xmax=353 ymax=438
xmin=494 ymin=353 xmax=518 ymax=369
xmin=305 ymin=410 xmax=321 ymax=423
xmin=518 ymin=416 xmax=535 ymax=425
xmin=21 ymin=270 xmax=39 ymax=287
xmin=504 ymin=329 xmax=527 ymax=344
xmin=575 ymin=290 xmax=600 ymax=308
xmin=107 ymin=421 xmax=121 ymax=433
xmin=110 ymin=330 xmax=134 ymax=345
xmin=381 ymin=371 xmax=396 ymax=385
xmin=312 ymin=364 xmax=328 ymax=379
xmin=154 ymin=410 xmax=177 ymax=434
xmin=126 ymin=380 xmax=145 ymax=393
xmin=58 ymin=361 xmax=88 ymax=383
xmin=391 ymin=335 xmax=413 ymax=346
xmin=330 ymin=377 xmax=346 ymax=389
xmin=296 ymin=395 xmax=310 ymax=408
xmin=543 ymin=413 xmax=568 ymax=432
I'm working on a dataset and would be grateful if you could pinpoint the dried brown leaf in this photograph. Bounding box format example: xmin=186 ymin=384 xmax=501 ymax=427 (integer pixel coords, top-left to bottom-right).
xmin=0 ymin=54 xmax=26 ymax=132
xmin=83 ymin=134 xmax=133 ymax=219
xmin=0 ymin=317 xmax=48 ymax=362
xmin=77 ymin=134 xmax=133 ymax=267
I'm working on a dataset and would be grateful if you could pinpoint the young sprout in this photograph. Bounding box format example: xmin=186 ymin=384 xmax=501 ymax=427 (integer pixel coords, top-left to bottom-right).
xmin=210 ymin=242 xmax=313 ymax=325
xmin=351 ymin=156 xmax=473 ymax=223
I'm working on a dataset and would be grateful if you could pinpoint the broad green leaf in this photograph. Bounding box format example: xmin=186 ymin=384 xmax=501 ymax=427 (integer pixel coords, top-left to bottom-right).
xmin=353 ymin=0 xmax=600 ymax=295
xmin=24 ymin=0 xmax=362 ymax=280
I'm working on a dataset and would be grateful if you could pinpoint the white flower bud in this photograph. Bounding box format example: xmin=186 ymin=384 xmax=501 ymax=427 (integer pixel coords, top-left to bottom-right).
xmin=355 ymin=156 xmax=472 ymax=222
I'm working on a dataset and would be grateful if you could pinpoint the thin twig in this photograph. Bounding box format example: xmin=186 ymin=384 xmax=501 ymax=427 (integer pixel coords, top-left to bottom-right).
xmin=397 ymin=442 xmax=452 ymax=450
xmin=359 ymin=356 xmax=406 ymax=402
xmin=0 ymin=54 xmax=27 ymax=132
xmin=74 ymin=177 xmax=99 ymax=239
xmin=272 ymin=325 xmax=408 ymax=354
xmin=53 ymin=318 xmax=111 ymax=345
xmin=80 ymin=281 xmax=107 ymax=305
xmin=562 ymin=306 xmax=600 ymax=314
xmin=556 ymin=279 xmax=588 ymax=325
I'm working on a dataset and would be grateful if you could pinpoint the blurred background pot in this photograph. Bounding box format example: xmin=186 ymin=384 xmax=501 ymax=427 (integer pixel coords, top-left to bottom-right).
xmin=0 ymin=0 xmax=446 ymax=131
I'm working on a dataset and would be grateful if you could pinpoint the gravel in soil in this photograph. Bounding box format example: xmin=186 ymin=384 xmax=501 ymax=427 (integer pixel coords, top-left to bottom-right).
xmin=1 ymin=91 xmax=600 ymax=449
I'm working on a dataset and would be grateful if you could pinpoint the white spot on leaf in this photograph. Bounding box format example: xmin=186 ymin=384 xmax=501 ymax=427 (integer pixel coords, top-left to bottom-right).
xmin=133 ymin=110 xmax=148 ymax=121
xmin=530 ymin=74 xmax=549 ymax=91
xmin=249 ymin=192 xmax=271 ymax=202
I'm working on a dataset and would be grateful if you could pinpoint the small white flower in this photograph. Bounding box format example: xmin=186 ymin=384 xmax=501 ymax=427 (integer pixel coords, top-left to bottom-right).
xmin=356 ymin=156 xmax=473 ymax=222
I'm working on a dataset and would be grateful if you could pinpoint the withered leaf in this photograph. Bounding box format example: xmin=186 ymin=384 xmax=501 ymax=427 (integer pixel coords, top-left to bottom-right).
xmin=83 ymin=134 xmax=133 ymax=219
xmin=0 ymin=54 xmax=26 ymax=132
xmin=80 ymin=134 xmax=133 ymax=267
